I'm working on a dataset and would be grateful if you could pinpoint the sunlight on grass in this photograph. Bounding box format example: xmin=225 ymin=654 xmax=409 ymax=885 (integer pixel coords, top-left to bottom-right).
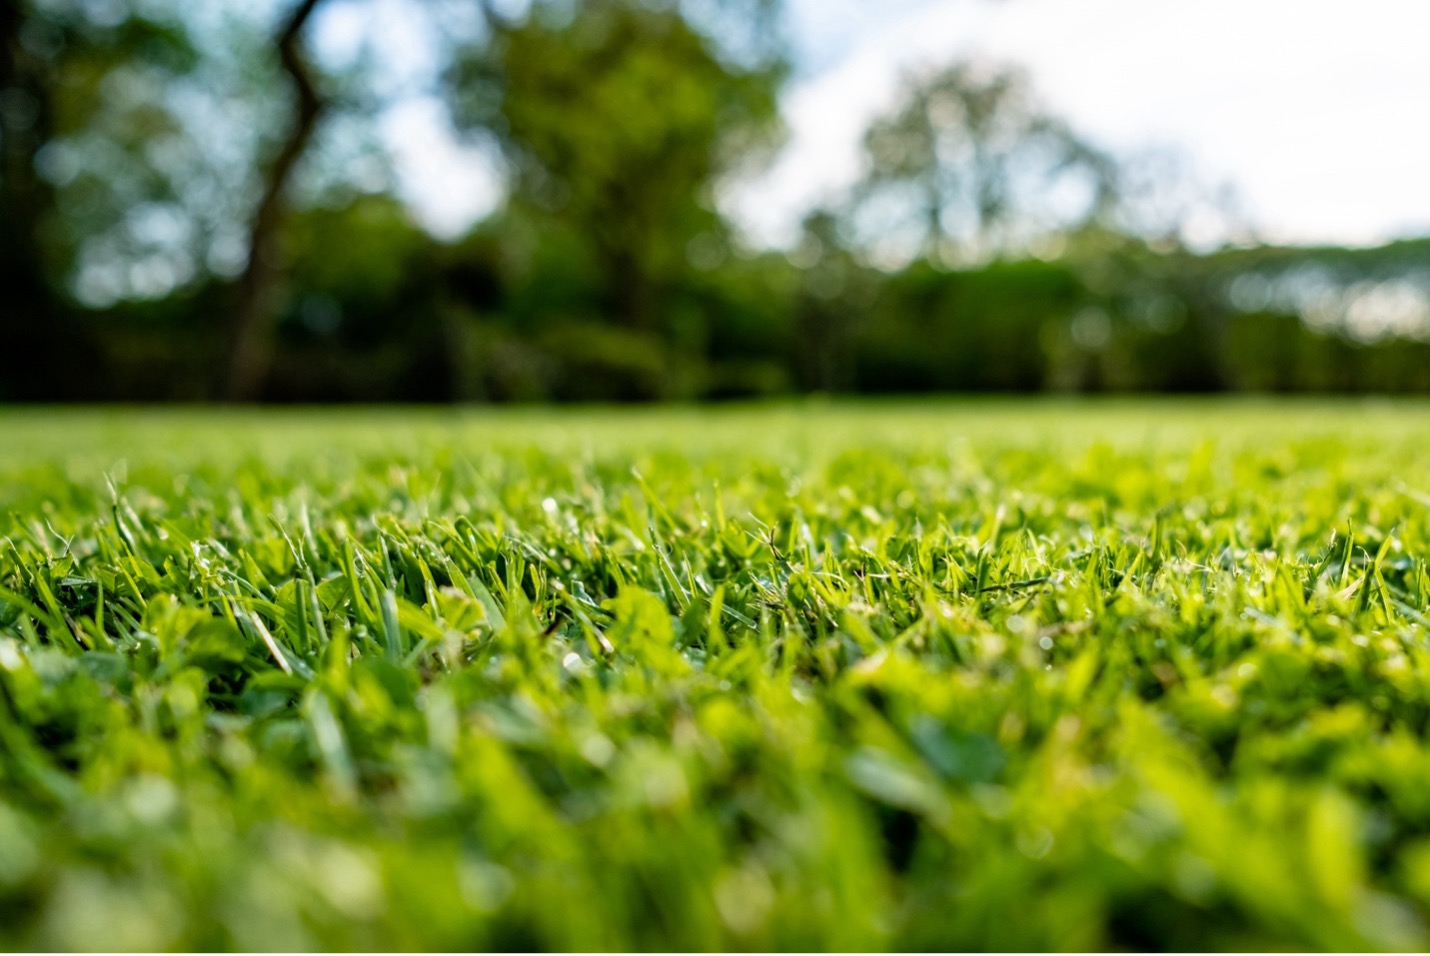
xmin=2 ymin=400 xmax=1430 ymax=949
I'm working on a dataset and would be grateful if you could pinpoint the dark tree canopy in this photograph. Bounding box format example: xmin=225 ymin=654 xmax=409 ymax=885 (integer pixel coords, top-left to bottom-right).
xmin=448 ymin=0 xmax=785 ymax=332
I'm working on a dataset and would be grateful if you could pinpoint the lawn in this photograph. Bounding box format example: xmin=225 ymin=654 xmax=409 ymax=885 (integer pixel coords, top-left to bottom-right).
xmin=3 ymin=400 xmax=1430 ymax=950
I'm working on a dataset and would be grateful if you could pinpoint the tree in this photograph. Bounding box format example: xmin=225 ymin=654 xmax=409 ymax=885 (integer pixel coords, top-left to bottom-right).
xmin=447 ymin=0 xmax=785 ymax=334
xmin=0 ymin=0 xmax=197 ymax=398
xmin=0 ymin=0 xmax=57 ymax=372
xmin=791 ymin=209 xmax=869 ymax=392
xmin=0 ymin=0 xmax=360 ymax=401
xmin=854 ymin=61 xmax=1119 ymax=267
xmin=224 ymin=0 xmax=327 ymax=401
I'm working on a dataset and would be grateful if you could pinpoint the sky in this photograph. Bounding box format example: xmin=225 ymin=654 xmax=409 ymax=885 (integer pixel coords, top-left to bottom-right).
xmin=344 ymin=0 xmax=1430 ymax=250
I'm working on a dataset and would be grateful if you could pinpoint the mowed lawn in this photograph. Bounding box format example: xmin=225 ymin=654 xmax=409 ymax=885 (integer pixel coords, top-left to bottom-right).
xmin=5 ymin=400 xmax=1430 ymax=950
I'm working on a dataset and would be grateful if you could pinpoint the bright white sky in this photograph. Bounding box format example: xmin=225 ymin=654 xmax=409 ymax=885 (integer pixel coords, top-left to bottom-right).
xmin=359 ymin=0 xmax=1430 ymax=249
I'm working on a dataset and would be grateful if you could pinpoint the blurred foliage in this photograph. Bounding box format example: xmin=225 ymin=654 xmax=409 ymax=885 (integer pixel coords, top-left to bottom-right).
xmin=3 ymin=0 xmax=1430 ymax=402
xmin=0 ymin=0 xmax=199 ymax=395
xmin=853 ymin=62 xmax=1119 ymax=266
xmin=448 ymin=0 xmax=784 ymax=336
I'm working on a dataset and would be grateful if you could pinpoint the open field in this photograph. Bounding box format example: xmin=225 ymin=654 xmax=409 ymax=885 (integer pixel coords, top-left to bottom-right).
xmin=4 ymin=400 xmax=1430 ymax=949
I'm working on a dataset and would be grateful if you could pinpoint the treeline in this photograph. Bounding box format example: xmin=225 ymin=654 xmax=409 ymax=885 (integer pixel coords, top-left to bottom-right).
xmin=4 ymin=0 xmax=1430 ymax=402
xmin=43 ymin=211 xmax=1430 ymax=401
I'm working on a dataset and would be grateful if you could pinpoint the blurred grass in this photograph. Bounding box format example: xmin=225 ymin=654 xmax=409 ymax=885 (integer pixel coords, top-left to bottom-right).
xmin=2 ymin=399 xmax=1430 ymax=949
xmin=4 ymin=396 xmax=1427 ymax=467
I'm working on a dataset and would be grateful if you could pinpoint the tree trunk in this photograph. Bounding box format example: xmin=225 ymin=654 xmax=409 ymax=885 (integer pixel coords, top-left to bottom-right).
xmin=224 ymin=0 xmax=326 ymax=402
xmin=0 ymin=2 xmax=66 ymax=399
xmin=607 ymin=247 xmax=658 ymax=333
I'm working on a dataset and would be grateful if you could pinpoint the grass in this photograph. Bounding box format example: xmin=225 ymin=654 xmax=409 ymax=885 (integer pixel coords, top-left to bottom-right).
xmin=3 ymin=399 xmax=1430 ymax=950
